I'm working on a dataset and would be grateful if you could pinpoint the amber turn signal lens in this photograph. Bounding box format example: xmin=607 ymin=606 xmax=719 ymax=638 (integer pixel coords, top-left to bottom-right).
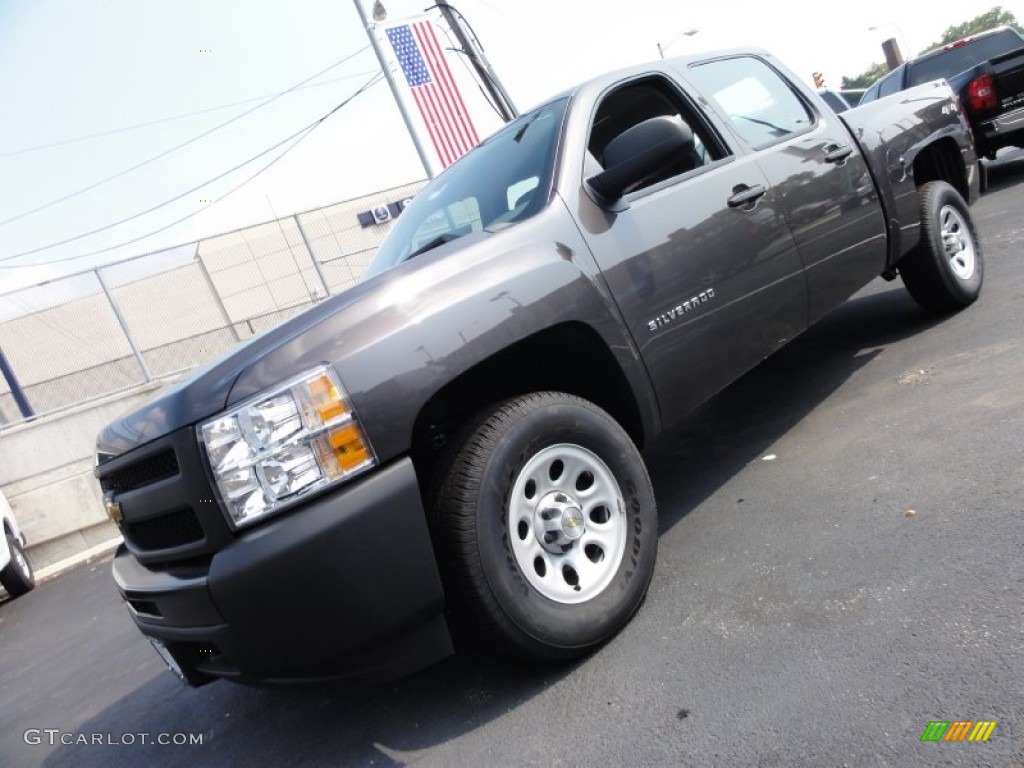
xmin=308 ymin=374 xmax=348 ymax=422
xmin=328 ymin=423 xmax=371 ymax=471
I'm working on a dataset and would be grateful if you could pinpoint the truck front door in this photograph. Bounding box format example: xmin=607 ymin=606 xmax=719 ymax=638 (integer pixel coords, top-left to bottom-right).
xmin=573 ymin=74 xmax=808 ymax=425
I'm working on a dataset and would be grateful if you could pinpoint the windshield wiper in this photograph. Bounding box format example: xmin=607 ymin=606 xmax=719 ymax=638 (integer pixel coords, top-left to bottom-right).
xmin=408 ymin=232 xmax=463 ymax=260
xmin=513 ymin=112 xmax=540 ymax=143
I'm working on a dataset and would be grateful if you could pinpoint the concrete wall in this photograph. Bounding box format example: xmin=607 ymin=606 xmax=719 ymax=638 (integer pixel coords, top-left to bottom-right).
xmin=0 ymin=383 xmax=169 ymax=570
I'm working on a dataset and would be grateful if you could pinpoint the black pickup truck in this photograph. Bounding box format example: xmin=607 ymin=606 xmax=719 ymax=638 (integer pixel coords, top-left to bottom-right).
xmin=96 ymin=49 xmax=982 ymax=687
xmin=860 ymin=26 xmax=1024 ymax=162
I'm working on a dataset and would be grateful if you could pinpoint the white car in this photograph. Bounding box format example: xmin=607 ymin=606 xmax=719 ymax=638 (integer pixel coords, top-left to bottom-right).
xmin=1 ymin=494 xmax=34 ymax=599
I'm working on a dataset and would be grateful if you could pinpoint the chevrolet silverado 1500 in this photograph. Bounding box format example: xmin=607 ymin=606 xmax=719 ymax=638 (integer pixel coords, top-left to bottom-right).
xmin=96 ymin=49 xmax=982 ymax=686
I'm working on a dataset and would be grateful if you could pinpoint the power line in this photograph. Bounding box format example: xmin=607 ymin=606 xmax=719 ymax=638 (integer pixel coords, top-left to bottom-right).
xmin=0 ymin=46 xmax=371 ymax=229
xmin=0 ymin=74 xmax=382 ymax=263
xmin=0 ymin=68 xmax=378 ymax=160
xmin=0 ymin=74 xmax=384 ymax=269
xmin=434 ymin=18 xmax=504 ymax=120
xmin=431 ymin=2 xmax=516 ymax=121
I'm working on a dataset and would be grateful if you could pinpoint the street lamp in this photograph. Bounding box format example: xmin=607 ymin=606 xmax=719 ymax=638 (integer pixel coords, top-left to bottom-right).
xmin=657 ymin=28 xmax=699 ymax=59
xmin=352 ymin=0 xmax=436 ymax=177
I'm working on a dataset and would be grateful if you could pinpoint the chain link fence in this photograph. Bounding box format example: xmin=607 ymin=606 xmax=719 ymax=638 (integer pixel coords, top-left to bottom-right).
xmin=0 ymin=180 xmax=425 ymax=426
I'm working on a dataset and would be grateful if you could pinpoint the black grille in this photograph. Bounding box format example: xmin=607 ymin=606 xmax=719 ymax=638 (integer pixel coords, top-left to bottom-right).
xmin=123 ymin=508 xmax=204 ymax=550
xmin=100 ymin=450 xmax=179 ymax=493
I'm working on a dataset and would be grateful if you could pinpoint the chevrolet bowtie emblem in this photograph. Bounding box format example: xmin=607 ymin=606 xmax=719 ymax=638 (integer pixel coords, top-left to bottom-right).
xmin=105 ymin=495 xmax=123 ymax=525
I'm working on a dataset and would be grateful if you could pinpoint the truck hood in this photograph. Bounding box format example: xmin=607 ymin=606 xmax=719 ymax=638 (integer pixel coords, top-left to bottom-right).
xmin=95 ymin=232 xmax=490 ymax=462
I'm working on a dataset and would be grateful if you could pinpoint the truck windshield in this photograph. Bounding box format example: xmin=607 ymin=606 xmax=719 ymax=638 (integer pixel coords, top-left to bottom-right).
xmin=907 ymin=29 xmax=1024 ymax=86
xmin=364 ymin=98 xmax=569 ymax=278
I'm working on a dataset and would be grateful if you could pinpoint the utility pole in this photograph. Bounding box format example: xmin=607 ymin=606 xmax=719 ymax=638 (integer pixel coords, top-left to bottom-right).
xmin=868 ymin=25 xmax=908 ymax=71
xmin=352 ymin=0 xmax=436 ymax=178
xmin=881 ymin=38 xmax=905 ymax=70
xmin=435 ymin=1 xmax=518 ymax=122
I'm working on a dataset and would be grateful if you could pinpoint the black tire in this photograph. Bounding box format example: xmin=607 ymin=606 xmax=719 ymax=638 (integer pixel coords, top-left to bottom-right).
xmin=1 ymin=534 xmax=35 ymax=598
xmin=899 ymin=181 xmax=983 ymax=313
xmin=432 ymin=392 xmax=657 ymax=660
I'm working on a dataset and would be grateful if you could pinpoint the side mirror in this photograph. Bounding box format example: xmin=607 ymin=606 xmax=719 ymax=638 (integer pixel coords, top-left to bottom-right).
xmin=586 ymin=116 xmax=695 ymax=208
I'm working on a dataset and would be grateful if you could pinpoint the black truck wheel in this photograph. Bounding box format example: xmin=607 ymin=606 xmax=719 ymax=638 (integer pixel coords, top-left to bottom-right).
xmin=1 ymin=534 xmax=36 ymax=598
xmin=433 ymin=392 xmax=657 ymax=660
xmin=899 ymin=181 xmax=983 ymax=312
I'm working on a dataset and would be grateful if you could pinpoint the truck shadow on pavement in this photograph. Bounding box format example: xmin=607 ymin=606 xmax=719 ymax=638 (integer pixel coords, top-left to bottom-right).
xmin=44 ymin=284 xmax=947 ymax=768
xmin=645 ymin=282 xmax=946 ymax=532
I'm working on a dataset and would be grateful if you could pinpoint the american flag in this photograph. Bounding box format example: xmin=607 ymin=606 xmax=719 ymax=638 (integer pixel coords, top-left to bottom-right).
xmin=385 ymin=19 xmax=480 ymax=168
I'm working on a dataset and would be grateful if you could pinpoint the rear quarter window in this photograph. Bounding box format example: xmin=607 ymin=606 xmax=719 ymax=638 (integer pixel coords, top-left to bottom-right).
xmin=877 ymin=70 xmax=903 ymax=98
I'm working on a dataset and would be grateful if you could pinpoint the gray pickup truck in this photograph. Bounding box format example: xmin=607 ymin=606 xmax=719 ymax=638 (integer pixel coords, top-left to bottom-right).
xmin=96 ymin=49 xmax=982 ymax=687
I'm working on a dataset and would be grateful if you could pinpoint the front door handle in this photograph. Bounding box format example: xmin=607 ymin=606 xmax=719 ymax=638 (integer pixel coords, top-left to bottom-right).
xmin=727 ymin=184 xmax=767 ymax=208
xmin=824 ymin=144 xmax=853 ymax=164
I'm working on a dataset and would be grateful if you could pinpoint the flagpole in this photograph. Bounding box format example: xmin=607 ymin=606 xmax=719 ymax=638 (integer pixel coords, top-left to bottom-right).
xmin=353 ymin=0 xmax=436 ymax=179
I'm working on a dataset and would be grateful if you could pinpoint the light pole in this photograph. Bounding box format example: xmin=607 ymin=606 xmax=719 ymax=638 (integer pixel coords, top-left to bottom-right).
xmin=657 ymin=28 xmax=699 ymax=59
xmin=352 ymin=0 xmax=436 ymax=178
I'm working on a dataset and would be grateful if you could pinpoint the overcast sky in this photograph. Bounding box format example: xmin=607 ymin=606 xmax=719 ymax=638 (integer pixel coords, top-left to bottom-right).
xmin=1 ymin=0 xmax=1018 ymax=292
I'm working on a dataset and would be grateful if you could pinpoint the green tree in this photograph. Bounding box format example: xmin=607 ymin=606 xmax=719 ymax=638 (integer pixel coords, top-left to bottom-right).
xmin=919 ymin=6 xmax=1023 ymax=53
xmin=841 ymin=61 xmax=890 ymax=89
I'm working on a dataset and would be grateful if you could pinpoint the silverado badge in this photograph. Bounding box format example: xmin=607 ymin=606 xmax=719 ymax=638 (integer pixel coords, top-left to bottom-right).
xmin=647 ymin=288 xmax=716 ymax=332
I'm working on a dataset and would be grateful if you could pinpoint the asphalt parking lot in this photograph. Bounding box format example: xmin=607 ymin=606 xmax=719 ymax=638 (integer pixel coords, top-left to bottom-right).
xmin=2 ymin=153 xmax=1023 ymax=767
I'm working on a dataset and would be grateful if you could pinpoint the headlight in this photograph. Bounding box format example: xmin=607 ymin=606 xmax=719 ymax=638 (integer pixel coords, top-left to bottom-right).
xmin=199 ymin=365 xmax=376 ymax=528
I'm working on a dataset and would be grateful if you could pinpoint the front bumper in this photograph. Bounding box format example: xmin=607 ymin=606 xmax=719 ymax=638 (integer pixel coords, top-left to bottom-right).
xmin=112 ymin=458 xmax=452 ymax=685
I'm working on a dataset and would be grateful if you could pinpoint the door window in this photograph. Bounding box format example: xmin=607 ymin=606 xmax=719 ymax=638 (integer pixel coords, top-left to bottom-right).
xmin=689 ymin=57 xmax=814 ymax=149
xmin=587 ymin=76 xmax=727 ymax=194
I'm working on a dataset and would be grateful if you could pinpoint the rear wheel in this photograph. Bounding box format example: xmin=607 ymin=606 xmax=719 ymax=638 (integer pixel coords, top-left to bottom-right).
xmin=899 ymin=181 xmax=983 ymax=312
xmin=1 ymin=535 xmax=35 ymax=598
xmin=432 ymin=392 xmax=657 ymax=660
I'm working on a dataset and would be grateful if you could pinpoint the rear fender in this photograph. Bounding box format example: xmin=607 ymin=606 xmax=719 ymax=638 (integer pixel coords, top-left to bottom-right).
xmin=841 ymin=81 xmax=979 ymax=266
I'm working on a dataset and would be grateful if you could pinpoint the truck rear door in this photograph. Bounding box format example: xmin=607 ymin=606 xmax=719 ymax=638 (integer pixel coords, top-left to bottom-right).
xmin=688 ymin=55 xmax=888 ymax=325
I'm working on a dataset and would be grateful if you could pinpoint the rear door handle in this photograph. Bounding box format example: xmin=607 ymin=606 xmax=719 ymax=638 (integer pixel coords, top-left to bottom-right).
xmin=727 ymin=184 xmax=767 ymax=208
xmin=824 ymin=144 xmax=853 ymax=164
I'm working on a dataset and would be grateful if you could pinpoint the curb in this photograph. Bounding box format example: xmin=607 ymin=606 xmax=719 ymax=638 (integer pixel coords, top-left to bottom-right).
xmin=35 ymin=536 xmax=123 ymax=583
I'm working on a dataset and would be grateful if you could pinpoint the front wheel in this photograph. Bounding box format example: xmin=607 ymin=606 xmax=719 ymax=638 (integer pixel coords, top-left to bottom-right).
xmin=433 ymin=392 xmax=657 ymax=660
xmin=899 ymin=181 xmax=983 ymax=312
xmin=1 ymin=534 xmax=35 ymax=598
